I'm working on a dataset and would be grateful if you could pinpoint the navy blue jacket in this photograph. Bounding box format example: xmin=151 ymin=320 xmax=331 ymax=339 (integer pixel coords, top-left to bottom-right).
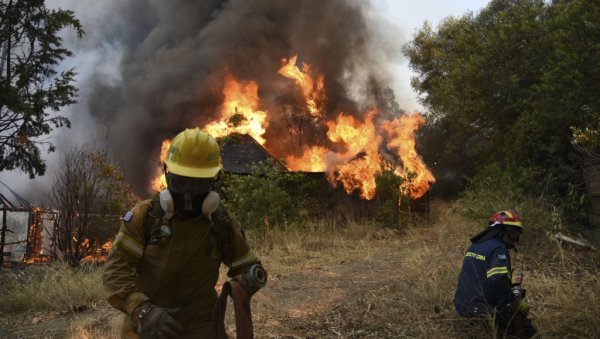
xmin=453 ymin=237 xmax=512 ymax=318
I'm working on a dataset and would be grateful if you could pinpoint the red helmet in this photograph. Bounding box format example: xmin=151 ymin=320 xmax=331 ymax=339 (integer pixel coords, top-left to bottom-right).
xmin=488 ymin=210 xmax=523 ymax=229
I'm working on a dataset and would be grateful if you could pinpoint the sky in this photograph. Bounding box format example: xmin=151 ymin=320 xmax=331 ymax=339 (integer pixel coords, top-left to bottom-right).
xmin=0 ymin=0 xmax=490 ymax=202
xmin=370 ymin=0 xmax=491 ymax=112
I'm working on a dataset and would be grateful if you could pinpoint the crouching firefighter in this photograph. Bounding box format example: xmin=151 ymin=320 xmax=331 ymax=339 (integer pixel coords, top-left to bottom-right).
xmin=453 ymin=210 xmax=537 ymax=338
xmin=103 ymin=128 xmax=267 ymax=338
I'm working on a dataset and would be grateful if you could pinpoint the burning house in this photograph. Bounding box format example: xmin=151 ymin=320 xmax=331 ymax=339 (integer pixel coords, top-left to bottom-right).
xmin=148 ymin=61 xmax=435 ymax=204
xmin=0 ymin=181 xmax=57 ymax=266
xmin=219 ymin=133 xmax=287 ymax=175
xmin=77 ymin=1 xmax=436 ymax=204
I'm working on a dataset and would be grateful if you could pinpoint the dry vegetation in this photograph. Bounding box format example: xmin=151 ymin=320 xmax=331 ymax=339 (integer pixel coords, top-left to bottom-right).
xmin=0 ymin=200 xmax=598 ymax=338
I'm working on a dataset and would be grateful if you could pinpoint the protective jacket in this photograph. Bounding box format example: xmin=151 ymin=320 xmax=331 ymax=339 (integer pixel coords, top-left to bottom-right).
xmin=453 ymin=237 xmax=512 ymax=319
xmin=103 ymin=192 xmax=260 ymax=338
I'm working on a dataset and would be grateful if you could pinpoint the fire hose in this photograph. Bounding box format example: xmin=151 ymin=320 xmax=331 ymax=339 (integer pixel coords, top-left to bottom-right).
xmin=213 ymin=264 xmax=267 ymax=339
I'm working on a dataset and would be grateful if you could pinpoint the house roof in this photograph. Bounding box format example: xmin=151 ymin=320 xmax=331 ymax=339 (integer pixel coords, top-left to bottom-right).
xmin=0 ymin=181 xmax=32 ymax=211
xmin=218 ymin=133 xmax=287 ymax=174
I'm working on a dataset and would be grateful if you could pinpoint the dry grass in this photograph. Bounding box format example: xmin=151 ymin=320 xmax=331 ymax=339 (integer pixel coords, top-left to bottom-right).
xmin=249 ymin=200 xmax=600 ymax=338
xmin=1 ymin=200 xmax=598 ymax=338
xmin=0 ymin=262 xmax=105 ymax=314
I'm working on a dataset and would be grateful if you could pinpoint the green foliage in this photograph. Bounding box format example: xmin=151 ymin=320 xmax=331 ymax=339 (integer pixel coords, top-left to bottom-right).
xmin=374 ymin=164 xmax=403 ymax=227
xmin=0 ymin=0 xmax=83 ymax=178
xmin=572 ymin=105 xmax=600 ymax=153
xmin=222 ymin=160 xmax=318 ymax=230
xmin=405 ymin=0 xmax=600 ymax=224
xmin=460 ymin=163 xmax=571 ymax=235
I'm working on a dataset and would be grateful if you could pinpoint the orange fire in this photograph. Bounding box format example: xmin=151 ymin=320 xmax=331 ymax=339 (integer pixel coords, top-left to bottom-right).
xmin=278 ymin=55 xmax=326 ymax=119
xmin=287 ymin=110 xmax=383 ymax=199
xmin=285 ymin=146 xmax=329 ymax=172
xmin=326 ymin=110 xmax=382 ymax=199
xmin=149 ymin=55 xmax=435 ymax=201
xmin=381 ymin=114 xmax=436 ymax=199
xmin=81 ymin=240 xmax=113 ymax=262
xmin=287 ymin=110 xmax=433 ymax=200
xmin=151 ymin=139 xmax=171 ymax=192
xmin=205 ymin=73 xmax=268 ymax=144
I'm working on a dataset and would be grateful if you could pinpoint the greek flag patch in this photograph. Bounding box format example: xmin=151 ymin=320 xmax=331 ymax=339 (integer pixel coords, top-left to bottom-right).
xmin=498 ymin=254 xmax=507 ymax=260
xmin=122 ymin=211 xmax=134 ymax=223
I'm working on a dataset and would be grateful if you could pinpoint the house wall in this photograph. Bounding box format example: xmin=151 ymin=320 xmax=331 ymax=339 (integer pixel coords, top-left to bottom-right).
xmin=3 ymin=211 xmax=29 ymax=262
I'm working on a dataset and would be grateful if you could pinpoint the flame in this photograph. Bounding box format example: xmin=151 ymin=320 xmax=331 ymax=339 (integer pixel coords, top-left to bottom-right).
xmin=286 ymin=146 xmax=329 ymax=172
xmin=326 ymin=110 xmax=382 ymax=199
xmin=205 ymin=73 xmax=268 ymax=144
xmin=381 ymin=114 xmax=436 ymax=199
xmin=278 ymin=55 xmax=326 ymax=119
xmin=287 ymin=111 xmax=382 ymax=199
xmin=283 ymin=111 xmax=434 ymax=200
xmin=148 ymin=55 xmax=435 ymax=202
xmin=151 ymin=139 xmax=171 ymax=192
xmin=81 ymin=240 xmax=113 ymax=263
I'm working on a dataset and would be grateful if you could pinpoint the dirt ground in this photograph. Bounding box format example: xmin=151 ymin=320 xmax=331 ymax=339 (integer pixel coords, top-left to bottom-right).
xmin=0 ymin=236 xmax=421 ymax=339
xmin=1 ymin=215 xmax=598 ymax=338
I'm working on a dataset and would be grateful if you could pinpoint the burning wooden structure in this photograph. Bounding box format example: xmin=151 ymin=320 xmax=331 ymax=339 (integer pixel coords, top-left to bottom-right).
xmin=219 ymin=133 xmax=287 ymax=174
xmin=0 ymin=181 xmax=58 ymax=266
xmin=150 ymin=56 xmax=435 ymax=201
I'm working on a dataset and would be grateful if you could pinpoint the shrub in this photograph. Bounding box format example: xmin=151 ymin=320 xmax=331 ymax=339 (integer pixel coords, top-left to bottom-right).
xmin=221 ymin=160 xmax=318 ymax=230
xmin=374 ymin=164 xmax=404 ymax=227
xmin=459 ymin=164 xmax=563 ymax=235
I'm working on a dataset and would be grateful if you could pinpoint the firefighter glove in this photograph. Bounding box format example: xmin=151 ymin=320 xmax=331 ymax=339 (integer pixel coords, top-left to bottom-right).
xmin=514 ymin=298 xmax=529 ymax=316
xmin=136 ymin=302 xmax=183 ymax=339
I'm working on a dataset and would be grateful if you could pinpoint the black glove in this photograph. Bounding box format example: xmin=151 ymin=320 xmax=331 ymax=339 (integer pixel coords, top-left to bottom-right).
xmin=136 ymin=302 xmax=183 ymax=339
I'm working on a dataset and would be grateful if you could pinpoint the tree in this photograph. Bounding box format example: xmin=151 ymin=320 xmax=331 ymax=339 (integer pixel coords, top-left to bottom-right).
xmin=47 ymin=146 xmax=135 ymax=266
xmin=404 ymin=0 xmax=600 ymax=212
xmin=374 ymin=163 xmax=404 ymax=227
xmin=0 ymin=0 xmax=83 ymax=178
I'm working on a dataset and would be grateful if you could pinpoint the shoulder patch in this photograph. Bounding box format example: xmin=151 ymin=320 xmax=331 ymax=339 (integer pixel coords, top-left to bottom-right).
xmin=122 ymin=211 xmax=134 ymax=223
xmin=497 ymin=254 xmax=507 ymax=260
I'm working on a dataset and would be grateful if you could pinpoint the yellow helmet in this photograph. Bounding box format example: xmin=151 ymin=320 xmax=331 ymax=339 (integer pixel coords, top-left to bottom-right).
xmin=164 ymin=128 xmax=222 ymax=178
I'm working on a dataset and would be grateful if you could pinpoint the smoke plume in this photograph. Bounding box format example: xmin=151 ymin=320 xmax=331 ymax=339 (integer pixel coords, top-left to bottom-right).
xmin=61 ymin=0 xmax=404 ymax=196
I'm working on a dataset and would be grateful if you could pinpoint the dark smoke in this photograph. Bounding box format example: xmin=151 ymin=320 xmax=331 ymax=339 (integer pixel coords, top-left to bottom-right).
xmin=86 ymin=0 xmax=402 ymax=196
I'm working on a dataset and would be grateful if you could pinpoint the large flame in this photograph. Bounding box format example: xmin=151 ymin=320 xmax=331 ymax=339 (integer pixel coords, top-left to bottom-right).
xmin=285 ymin=146 xmax=329 ymax=172
xmin=149 ymin=56 xmax=435 ymax=201
xmin=278 ymin=55 xmax=326 ymax=119
xmin=151 ymin=73 xmax=268 ymax=192
xmin=326 ymin=110 xmax=382 ymax=199
xmin=287 ymin=111 xmax=433 ymax=200
xmin=205 ymin=73 xmax=268 ymax=144
xmin=381 ymin=114 xmax=436 ymax=199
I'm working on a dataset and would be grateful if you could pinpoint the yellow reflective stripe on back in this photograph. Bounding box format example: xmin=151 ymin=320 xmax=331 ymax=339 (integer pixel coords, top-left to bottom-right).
xmin=114 ymin=231 xmax=144 ymax=259
xmin=231 ymin=250 xmax=257 ymax=270
xmin=486 ymin=266 xmax=510 ymax=278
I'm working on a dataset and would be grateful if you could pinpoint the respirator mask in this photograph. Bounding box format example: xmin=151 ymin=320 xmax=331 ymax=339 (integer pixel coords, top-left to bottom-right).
xmin=166 ymin=172 xmax=212 ymax=217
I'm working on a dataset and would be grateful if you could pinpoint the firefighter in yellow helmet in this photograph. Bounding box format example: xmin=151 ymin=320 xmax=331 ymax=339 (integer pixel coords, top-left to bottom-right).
xmin=103 ymin=128 xmax=266 ymax=338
